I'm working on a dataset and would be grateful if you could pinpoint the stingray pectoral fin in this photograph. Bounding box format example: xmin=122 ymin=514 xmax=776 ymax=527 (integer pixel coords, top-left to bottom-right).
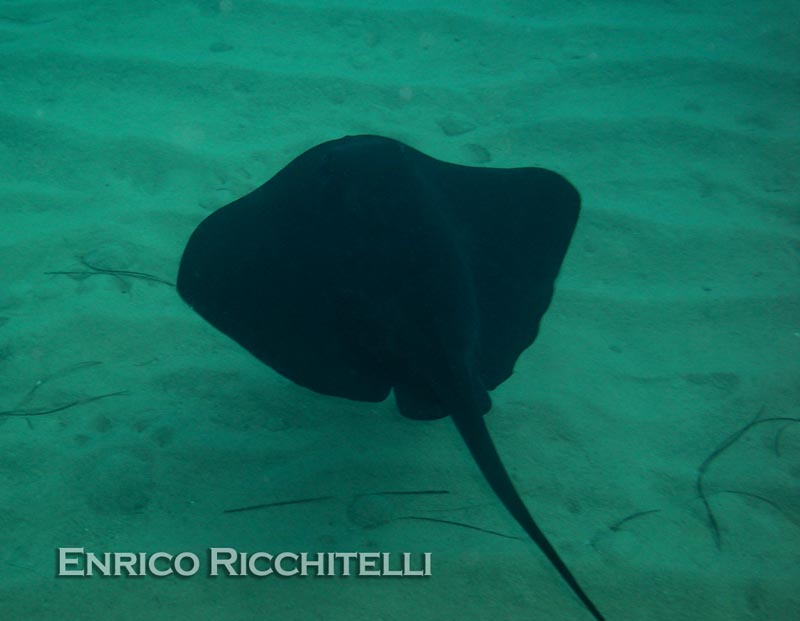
xmin=449 ymin=404 xmax=605 ymax=621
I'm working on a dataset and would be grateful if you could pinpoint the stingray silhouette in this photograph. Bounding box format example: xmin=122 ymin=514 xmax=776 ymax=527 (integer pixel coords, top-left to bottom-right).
xmin=177 ymin=135 xmax=604 ymax=620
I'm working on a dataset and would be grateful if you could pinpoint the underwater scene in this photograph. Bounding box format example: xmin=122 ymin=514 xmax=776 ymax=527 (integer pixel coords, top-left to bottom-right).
xmin=0 ymin=1 xmax=797 ymax=619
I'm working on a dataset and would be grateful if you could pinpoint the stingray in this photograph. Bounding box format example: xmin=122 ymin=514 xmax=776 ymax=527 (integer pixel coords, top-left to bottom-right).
xmin=177 ymin=135 xmax=604 ymax=620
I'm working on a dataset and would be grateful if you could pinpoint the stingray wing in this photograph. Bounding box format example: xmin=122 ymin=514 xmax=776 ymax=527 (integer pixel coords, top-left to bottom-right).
xmin=406 ymin=152 xmax=581 ymax=390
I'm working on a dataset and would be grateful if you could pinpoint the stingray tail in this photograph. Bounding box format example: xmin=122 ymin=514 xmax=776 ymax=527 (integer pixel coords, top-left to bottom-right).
xmin=449 ymin=397 xmax=606 ymax=621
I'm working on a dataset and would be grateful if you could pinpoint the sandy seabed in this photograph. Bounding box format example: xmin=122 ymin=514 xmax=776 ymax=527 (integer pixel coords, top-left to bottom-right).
xmin=1 ymin=1 xmax=798 ymax=620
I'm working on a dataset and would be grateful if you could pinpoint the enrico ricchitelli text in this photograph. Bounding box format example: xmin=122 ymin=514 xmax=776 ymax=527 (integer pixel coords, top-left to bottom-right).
xmin=57 ymin=548 xmax=432 ymax=578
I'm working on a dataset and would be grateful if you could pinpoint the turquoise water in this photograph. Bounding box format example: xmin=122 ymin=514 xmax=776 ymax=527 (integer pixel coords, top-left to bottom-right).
xmin=0 ymin=1 xmax=797 ymax=619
